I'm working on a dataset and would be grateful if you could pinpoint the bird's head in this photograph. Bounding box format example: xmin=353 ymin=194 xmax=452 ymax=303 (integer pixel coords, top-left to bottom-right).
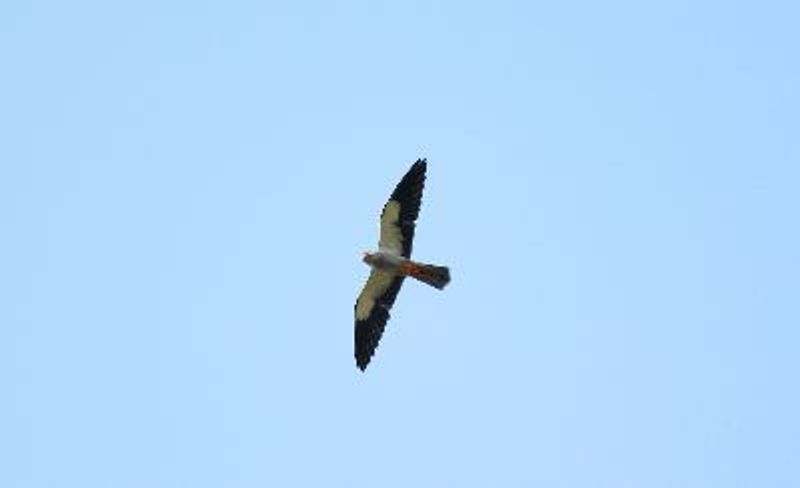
xmin=362 ymin=251 xmax=375 ymax=265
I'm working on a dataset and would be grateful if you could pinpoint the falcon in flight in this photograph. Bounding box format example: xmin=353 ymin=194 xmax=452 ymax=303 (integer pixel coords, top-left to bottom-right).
xmin=354 ymin=159 xmax=451 ymax=371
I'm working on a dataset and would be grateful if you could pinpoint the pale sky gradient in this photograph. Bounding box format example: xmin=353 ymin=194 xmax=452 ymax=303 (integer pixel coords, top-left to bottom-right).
xmin=2 ymin=1 xmax=798 ymax=487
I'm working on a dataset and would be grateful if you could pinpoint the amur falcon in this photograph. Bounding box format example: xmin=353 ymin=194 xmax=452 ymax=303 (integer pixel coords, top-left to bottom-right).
xmin=354 ymin=159 xmax=451 ymax=371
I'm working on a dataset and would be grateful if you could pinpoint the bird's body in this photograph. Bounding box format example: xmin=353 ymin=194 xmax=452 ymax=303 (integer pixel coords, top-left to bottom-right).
xmin=363 ymin=250 xmax=451 ymax=289
xmin=362 ymin=249 xmax=406 ymax=272
xmin=354 ymin=159 xmax=450 ymax=371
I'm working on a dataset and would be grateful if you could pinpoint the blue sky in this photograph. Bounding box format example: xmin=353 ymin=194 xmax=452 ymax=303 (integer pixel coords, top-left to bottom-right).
xmin=2 ymin=1 xmax=798 ymax=486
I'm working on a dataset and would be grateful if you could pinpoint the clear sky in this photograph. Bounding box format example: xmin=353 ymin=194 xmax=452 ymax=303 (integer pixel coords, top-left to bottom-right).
xmin=2 ymin=1 xmax=798 ymax=486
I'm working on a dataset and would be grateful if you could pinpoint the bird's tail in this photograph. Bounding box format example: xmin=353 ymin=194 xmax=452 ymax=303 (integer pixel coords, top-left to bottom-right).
xmin=403 ymin=261 xmax=451 ymax=290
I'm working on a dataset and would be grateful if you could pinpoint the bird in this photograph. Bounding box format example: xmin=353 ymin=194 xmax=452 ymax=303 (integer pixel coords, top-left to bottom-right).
xmin=354 ymin=158 xmax=451 ymax=371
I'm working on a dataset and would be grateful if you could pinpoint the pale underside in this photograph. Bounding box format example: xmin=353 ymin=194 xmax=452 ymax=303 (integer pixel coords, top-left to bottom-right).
xmin=378 ymin=200 xmax=403 ymax=255
xmin=355 ymin=200 xmax=406 ymax=320
xmin=355 ymin=269 xmax=396 ymax=320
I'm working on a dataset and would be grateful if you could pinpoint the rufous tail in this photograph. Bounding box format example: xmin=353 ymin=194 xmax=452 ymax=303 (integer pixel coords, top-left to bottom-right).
xmin=404 ymin=262 xmax=451 ymax=290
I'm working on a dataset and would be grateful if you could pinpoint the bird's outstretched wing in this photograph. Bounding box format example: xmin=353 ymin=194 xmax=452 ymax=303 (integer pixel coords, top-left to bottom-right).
xmin=354 ymin=270 xmax=404 ymax=370
xmin=353 ymin=159 xmax=427 ymax=370
xmin=378 ymin=159 xmax=426 ymax=258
